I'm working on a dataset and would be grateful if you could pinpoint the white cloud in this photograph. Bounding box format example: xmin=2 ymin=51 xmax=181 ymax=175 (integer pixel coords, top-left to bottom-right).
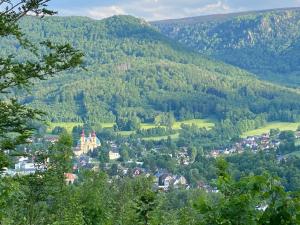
xmin=55 ymin=0 xmax=300 ymax=21
xmin=87 ymin=5 xmax=126 ymax=19
xmin=118 ymin=1 xmax=231 ymax=20
xmin=183 ymin=1 xmax=231 ymax=15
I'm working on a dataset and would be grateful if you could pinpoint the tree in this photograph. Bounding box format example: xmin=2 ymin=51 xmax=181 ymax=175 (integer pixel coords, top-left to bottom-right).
xmin=48 ymin=132 xmax=74 ymax=175
xmin=154 ymin=112 xmax=175 ymax=129
xmin=194 ymin=159 xmax=300 ymax=225
xmin=134 ymin=190 xmax=157 ymax=225
xmin=0 ymin=2 xmax=82 ymax=222
xmin=120 ymin=147 xmax=129 ymax=162
xmin=270 ymin=128 xmax=280 ymax=139
xmin=78 ymin=171 xmax=112 ymax=225
xmin=187 ymin=146 xmax=197 ymax=162
xmin=279 ymin=130 xmax=295 ymax=143
xmin=110 ymin=163 xmax=119 ymax=176
xmin=51 ymin=126 xmax=67 ymax=135
xmin=116 ymin=115 xmax=141 ymax=131
xmin=0 ymin=0 xmax=83 ymax=171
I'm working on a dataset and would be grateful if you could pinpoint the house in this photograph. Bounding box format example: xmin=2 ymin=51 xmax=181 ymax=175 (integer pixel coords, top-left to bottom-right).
xmin=172 ymin=175 xmax=187 ymax=188
xmin=65 ymin=173 xmax=77 ymax=185
xmin=211 ymin=150 xmax=220 ymax=158
xmin=197 ymin=181 xmax=213 ymax=192
xmin=14 ymin=157 xmax=37 ymax=175
xmin=44 ymin=136 xmax=59 ymax=143
xmin=109 ymin=150 xmax=121 ymax=160
xmin=26 ymin=138 xmax=34 ymax=143
xmin=158 ymin=174 xmax=173 ymax=189
xmin=118 ymin=166 xmax=129 ymax=175
xmin=14 ymin=161 xmax=36 ymax=175
xmin=157 ymin=173 xmax=188 ymax=190
xmin=132 ymin=167 xmax=143 ymax=176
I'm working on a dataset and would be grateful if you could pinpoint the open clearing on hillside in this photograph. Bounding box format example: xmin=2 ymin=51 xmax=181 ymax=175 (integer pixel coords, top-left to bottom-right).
xmin=47 ymin=122 xmax=83 ymax=133
xmin=48 ymin=122 xmax=115 ymax=133
xmin=48 ymin=119 xmax=214 ymax=133
xmin=141 ymin=133 xmax=180 ymax=141
xmin=48 ymin=119 xmax=214 ymax=141
xmin=242 ymin=122 xmax=300 ymax=137
xmin=172 ymin=119 xmax=215 ymax=130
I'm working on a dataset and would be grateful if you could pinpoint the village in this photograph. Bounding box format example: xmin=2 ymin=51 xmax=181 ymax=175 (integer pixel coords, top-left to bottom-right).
xmin=3 ymin=129 xmax=300 ymax=192
xmin=211 ymin=130 xmax=300 ymax=158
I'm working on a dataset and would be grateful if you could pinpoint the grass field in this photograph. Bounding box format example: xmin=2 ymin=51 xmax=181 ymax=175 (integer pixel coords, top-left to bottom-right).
xmin=48 ymin=119 xmax=214 ymax=134
xmin=116 ymin=131 xmax=135 ymax=136
xmin=140 ymin=123 xmax=161 ymax=130
xmin=242 ymin=122 xmax=300 ymax=137
xmin=47 ymin=122 xmax=83 ymax=133
xmin=48 ymin=122 xmax=115 ymax=133
xmin=48 ymin=119 xmax=215 ymax=141
xmin=141 ymin=133 xmax=180 ymax=141
xmin=172 ymin=119 xmax=215 ymax=130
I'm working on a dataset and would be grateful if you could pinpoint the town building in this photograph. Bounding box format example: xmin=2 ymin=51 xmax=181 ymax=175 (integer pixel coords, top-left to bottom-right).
xmin=64 ymin=173 xmax=77 ymax=185
xmin=109 ymin=150 xmax=121 ymax=160
xmin=74 ymin=130 xmax=101 ymax=156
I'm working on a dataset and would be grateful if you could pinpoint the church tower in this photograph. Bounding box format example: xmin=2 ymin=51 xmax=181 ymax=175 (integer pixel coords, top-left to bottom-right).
xmin=92 ymin=131 xmax=97 ymax=149
xmin=80 ymin=129 xmax=86 ymax=152
xmin=74 ymin=129 xmax=101 ymax=156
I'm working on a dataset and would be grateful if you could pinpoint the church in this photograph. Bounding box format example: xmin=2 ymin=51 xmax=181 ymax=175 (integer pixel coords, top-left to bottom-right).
xmin=74 ymin=130 xmax=101 ymax=156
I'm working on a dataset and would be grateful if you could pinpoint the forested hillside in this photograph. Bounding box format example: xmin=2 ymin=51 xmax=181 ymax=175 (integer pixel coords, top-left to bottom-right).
xmin=3 ymin=15 xmax=300 ymax=134
xmin=2 ymin=2 xmax=300 ymax=224
xmin=153 ymin=7 xmax=300 ymax=86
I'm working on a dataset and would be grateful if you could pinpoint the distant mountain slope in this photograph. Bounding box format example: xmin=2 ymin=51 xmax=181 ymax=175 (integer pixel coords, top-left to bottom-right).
xmin=2 ymin=15 xmax=300 ymax=131
xmin=153 ymin=7 xmax=300 ymax=86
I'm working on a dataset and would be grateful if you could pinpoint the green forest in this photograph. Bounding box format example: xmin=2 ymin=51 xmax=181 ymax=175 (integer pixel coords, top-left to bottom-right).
xmin=1 ymin=1 xmax=300 ymax=224
xmin=153 ymin=8 xmax=300 ymax=86
xmin=1 ymin=15 xmax=300 ymax=141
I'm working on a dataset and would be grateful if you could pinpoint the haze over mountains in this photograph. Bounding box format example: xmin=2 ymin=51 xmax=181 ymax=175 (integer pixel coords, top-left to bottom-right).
xmin=153 ymin=7 xmax=300 ymax=86
xmin=2 ymin=8 xmax=300 ymax=135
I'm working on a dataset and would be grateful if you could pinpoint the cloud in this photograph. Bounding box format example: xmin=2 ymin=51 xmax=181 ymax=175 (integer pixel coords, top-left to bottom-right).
xmin=87 ymin=6 xmax=126 ymax=19
xmin=83 ymin=0 xmax=233 ymax=21
xmin=52 ymin=0 xmax=300 ymax=21
xmin=183 ymin=1 xmax=231 ymax=15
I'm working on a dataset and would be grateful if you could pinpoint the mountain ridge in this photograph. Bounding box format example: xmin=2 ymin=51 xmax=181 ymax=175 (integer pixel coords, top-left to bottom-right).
xmin=152 ymin=7 xmax=300 ymax=24
xmin=153 ymin=7 xmax=300 ymax=87
xmin=1 ymin=15 xmax=300 ymax=135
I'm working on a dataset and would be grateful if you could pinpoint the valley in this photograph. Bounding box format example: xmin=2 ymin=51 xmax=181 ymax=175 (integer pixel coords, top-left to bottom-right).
xmin=3 ymin=15 xmax=298 ymax=139
xmin=2 ymin=2 xmax=300 ymax=223
xmin=153 ymin=7 xmax=300 ymax=87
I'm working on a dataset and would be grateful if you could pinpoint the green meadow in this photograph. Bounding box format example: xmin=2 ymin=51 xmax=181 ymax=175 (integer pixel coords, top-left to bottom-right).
xmin=141 ymin=133 xmax=180 ymax=141
xmin=47 ymin=122 xmax=84 ymax=133
xmin=172 ymin=119 xmax=215 ymax=130
xmin=48 ymin=119 xmax=215 ymax=141
xmin=242 ymin=122 xmax=300 ymax=137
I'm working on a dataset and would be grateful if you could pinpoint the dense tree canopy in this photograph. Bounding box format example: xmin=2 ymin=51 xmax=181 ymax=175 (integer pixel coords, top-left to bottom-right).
xmin=2 ymin=15 xmax=300 ymax=135
xmin=153 ymin=8 xmax=300 ymax=87
xmin=1 ymin=3 xmax=300 ymax=224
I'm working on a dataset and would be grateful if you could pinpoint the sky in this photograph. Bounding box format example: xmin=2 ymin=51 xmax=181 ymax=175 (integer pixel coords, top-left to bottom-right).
xmin=48 ymin=0 xmax=300 ymax=21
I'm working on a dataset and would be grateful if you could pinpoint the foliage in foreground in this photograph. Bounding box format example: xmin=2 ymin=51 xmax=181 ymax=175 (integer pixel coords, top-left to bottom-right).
xmin=1 ymin=136 xmax=300 ymax=224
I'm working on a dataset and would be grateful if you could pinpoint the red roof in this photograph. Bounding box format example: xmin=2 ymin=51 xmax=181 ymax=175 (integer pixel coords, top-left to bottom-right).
xmin=64 ymin=173 xmax=77 ymax=180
